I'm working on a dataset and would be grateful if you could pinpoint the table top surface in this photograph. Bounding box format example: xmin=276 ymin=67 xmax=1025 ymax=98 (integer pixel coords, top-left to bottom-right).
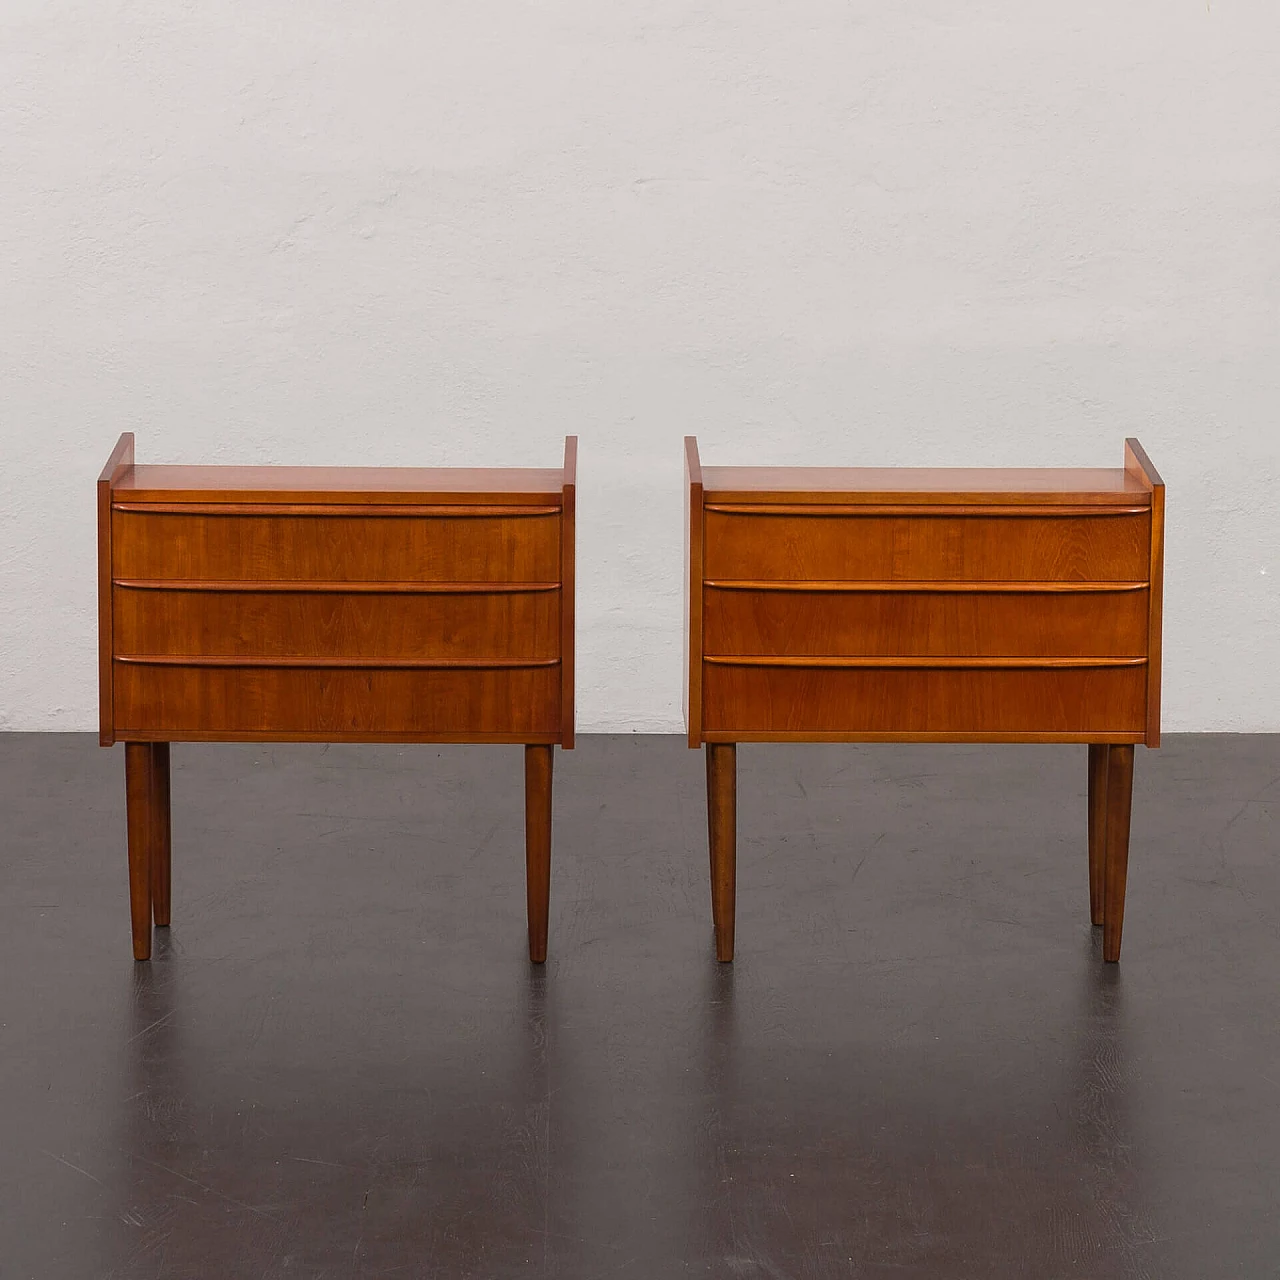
xmin=113 ymin=465 xmax=567 ymax=506
xmin=701 ymin=466 xmax=1152 ymax=506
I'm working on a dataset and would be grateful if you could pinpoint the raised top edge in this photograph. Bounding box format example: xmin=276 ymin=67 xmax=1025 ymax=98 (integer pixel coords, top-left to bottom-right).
xmin=685 ymin=437 xmax=703 ymax=489
xmin=1124 ymin=439 xmax=1164 ymax=490
xmin=99 ymin=432 xmax=135 ymax=486
xmin=114 ymin=465 xmax=565 ymax=505
xmin=562 ymin=437 xmax=577 ymax=489
xmin=701 ymin=466 xmax=1152 ymax=506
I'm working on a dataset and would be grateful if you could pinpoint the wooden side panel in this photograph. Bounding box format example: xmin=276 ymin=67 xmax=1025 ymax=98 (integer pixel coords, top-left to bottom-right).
xmin=704 ymin=586 xmax=1150 ymax=658
xmin=703 ymin=511 xmax=1151 ymax=582
xmin=98 ymin=432 xmax=135 ymax=746
xmin=114 ymin=664 xmax=561 ymax=739
xmin=1125 ymin=439 xmax=1165 ymax=747
xmin=112 ymin=511 xmax=561 ymax=582
xmin=1145 ymin=482 xmax=1165 ymax=745
xmin=114 ymin=587 xmax=561 ymax=660
xmin=560 ymin=436 xmax=576 ymax=748
xmin=98 ymin=484 xmax=115 ymax=745
xmin=702 ymin=664 xmax=1148 ymax=737
xmin=684 ymin=438 xmax=704 ymax=747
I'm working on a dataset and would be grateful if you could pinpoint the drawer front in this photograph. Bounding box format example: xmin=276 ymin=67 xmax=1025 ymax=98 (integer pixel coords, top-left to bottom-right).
xmin=704 ymin=585 xmax=1150 ymax=658
xmin=112 ymin=509 xmax=560 ymax=582
xmin=702 ymin=663 xmax=1147 ymax=737
xmin=703 ymin=511 xmax=1150 ymax=582
xmin=114 ymin=663 xmax=560 ymax=739
xmin=114 ymin=585 xmax=560 ymax=661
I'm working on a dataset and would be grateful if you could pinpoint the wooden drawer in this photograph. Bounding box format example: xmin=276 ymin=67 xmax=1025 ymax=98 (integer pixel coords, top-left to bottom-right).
xmin=112 ymin=508 xmax=561 ymax=582
xmin=704 ymin=584 xmax=1150 ymax=658
xmin=114 ymin=584 xmax=560 ymax=661
xmin=702 ymin=662 xmax=1147 ymax=738
xmin=703 ymin=510 xmax=1151 ymax=582
xmin=113 ymin=663 xmax=560 ymax=739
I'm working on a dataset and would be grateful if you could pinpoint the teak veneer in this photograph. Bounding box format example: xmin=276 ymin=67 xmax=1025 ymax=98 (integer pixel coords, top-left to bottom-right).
xmin=685 ymin=438 xmax=1165 ymax=963
xmin=99 ymin=434 xmax=577 ymax=963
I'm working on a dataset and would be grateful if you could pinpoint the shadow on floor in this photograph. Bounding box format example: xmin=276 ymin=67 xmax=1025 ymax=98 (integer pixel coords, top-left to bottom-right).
xmin=1 ymin=733 xmax=1277 ymax=1278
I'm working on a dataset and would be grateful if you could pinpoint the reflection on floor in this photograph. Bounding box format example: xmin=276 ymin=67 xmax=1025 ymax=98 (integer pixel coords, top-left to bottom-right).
xmin=1 ymin=734 xmax=1277 ymax=1278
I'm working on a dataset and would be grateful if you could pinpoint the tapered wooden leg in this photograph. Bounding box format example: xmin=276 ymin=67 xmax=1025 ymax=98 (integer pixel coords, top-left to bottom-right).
xmin=706 ymin=744 xmax=716 ymax=915
xmin=124 ymin=743 xmax=153 ymax=961
xmin=524 ymin=745 xmax=553 ymax=964
xmin=707 ymin=743 xmax=736 ymax=962
xmin=1102 ymin=745 xmax=1135 ymax=963
xmin=1088 ymin=744 xmax=1110 ymax=927
xmin=150 ymin=743 xmax=172 ymax=928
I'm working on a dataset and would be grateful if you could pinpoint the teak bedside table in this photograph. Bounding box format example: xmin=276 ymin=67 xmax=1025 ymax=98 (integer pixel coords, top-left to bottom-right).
xmin=684 ymin=437 xmax=1164 ymax=963
xmin=98 ymin=434 xmax=576 ymax=963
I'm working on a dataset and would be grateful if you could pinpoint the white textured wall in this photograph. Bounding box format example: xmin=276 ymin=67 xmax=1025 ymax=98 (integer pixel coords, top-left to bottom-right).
xmin=2 ymin=1 xmax=1277 ymax=732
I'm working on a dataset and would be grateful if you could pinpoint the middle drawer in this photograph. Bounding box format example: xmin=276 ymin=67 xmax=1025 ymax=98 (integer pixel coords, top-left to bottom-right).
xmin=704 ymin=584 xmax=1150 ymax=658
xmin=115 ymin=584 xmax=561 ymax=661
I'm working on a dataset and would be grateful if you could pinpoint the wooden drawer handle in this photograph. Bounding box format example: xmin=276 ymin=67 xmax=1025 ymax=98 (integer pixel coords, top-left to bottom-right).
xmin=703 ymin=579 xmax=1148 ymax=594
xmin=112 ymin=502 xmax=561 ymax=517
xmin=704 ymin=655 xmax=1148 ymax=670
xmin=116 ymin=655 xmax=561 ymax=670
xmin=704 ymin=503 xmax=1150 ymax=517
xmin=113 ymin=579 xmax=560 ymax=594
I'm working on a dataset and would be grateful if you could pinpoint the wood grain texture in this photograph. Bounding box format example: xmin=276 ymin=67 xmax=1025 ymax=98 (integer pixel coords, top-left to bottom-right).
xmin=115 ymin=729 xmax=560 ymax=745
xmin=704 ymin=579 xmax=1149 ymax=593
xmin=115 ymin=586 xmax=560 ymax=660
xmin=1125 ymin=439 xmax=1165 ymax=747
xmin=98 ymin=433 xmax=135 ymax=746
xmin=117 ymin=656 xmax=559 ymax=669
xmin=702 ymin=729 xmax=1145 ymax=744
xmin=98 ymin=432 xmax=138 ymax=485
xmin=701 ymin=465 xmax=1153 ymax=506
xmin=689 ymin=440 xmax=1162 ymax=959
xmin=100 ymin=439 xmax=575 ymax=960
xmin=1123 ymin=439 xmax=1165 ymax=489
xmin=560 ymin=437 xmax=576 ymax=749
xmin=707 ymin=743 xmax=736 ymax=962
xmin=703 ymin=511 xmax=1151 ymax=582
xmin=705 ymin=744 xmax=715 ymax=913
xmin=685 ymin=438 xmax=704 ymax=747
xmin=1147 ymin=485 xmax=1165 ymax=746
xmin=1103 ymin=744 xmax=1136 ymax=961
xmin=114 ymin=664 xmax=560 ymax=739
xmin=1088 ymin=743 xmax=1110 ymax=927
xmin=704 ymin=585 xmax=1150 ymax=658
xmin=112 ymin=503 xmax=561 ymax=517
xmin=524 ymin=744 xmax=553 ymax=964
xmin=705 ymin=656 xmax=1146 ymax=670
xmin=705 ymin=503 xmax=1149 ymax=517
xmin=113 ymin=510 xmax=560 ymax=582
xmin=149 ymin=743 xmax=171 ymax=928
xmin=702 ymin=665 xmax=1147 ymax=736
xmin=114 ymin=465 xmax=564 ymax=505
xmin=113 ymin=579 xmax=560 ymax=594
xmin=124 ymin=742 xmax=152 ymax=961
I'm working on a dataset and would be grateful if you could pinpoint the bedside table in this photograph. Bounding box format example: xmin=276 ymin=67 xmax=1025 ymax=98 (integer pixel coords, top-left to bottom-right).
xmin=684 ymin=437 xmax=1164 ymax=963
xmin=98 ymin=434 xmax=576 ymax=963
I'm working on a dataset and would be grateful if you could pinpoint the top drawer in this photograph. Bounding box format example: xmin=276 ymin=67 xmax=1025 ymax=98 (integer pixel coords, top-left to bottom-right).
xmin=703 ymin=509 xmax=1151 ymax=582
xmin=112 ymin=508 xmax=561 ymax=583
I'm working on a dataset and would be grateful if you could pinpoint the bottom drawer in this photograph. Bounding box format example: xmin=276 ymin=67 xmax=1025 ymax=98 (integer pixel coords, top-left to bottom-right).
xmin=702 ymin=662 xmax=1146 ymax=738
xmin=114 ymin=662 xmax=560 ymax=740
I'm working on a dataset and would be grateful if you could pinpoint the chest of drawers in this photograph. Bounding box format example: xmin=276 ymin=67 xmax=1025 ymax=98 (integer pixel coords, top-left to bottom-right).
xmin=98 ymin=433 xmax=576 ymax=962
xmin=684 ymin=437 xmax=1165 ymax=962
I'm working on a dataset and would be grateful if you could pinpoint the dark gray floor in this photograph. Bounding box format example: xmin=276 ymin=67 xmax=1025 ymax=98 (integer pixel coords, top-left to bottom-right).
xmin=1 ymin=734 xmax=1278 ymax=1279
